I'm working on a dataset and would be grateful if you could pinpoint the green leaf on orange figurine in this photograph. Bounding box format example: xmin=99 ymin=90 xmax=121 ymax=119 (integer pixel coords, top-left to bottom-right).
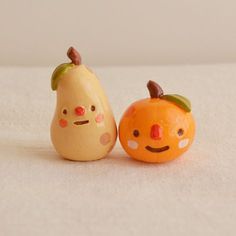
xmin=161 ymin=94 xmax=191 ymax=112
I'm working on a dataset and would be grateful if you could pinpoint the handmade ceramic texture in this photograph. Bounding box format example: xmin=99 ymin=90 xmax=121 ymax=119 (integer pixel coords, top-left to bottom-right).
xmin=119 ymin=80 xmax=195 ymax=163
xmin=51 ymin=47 xmax=117 ymax=161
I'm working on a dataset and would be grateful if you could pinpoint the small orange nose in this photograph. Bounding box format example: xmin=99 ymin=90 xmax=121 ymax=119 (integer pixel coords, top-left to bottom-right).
xmin=150 ymin=124 xmax=163 ymax=140
xmin=75 ymin=106 xmax=85 ymax=116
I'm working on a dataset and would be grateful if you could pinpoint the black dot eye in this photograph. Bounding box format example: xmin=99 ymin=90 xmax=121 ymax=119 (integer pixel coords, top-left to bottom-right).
xmin=178 ymin=128 xmax=184 ymax=136
xmin=133 ymin=130 xmax=140 ymax=137
xmin=62 ymin=109 xmax=67 ymax=115
xmin=91 ymin=105 xmax=96 ymax=111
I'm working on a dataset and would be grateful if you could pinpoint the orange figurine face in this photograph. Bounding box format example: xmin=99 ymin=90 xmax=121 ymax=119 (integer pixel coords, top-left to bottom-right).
xmin=119 ymin=81 xmax=195 ymax=163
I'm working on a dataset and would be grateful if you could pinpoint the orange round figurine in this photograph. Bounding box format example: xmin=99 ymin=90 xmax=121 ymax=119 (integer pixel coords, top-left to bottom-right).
xmin=119 ymin=80 xmax=195 ymax=163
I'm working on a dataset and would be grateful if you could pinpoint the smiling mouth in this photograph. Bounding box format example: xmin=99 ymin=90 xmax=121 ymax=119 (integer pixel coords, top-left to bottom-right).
xmin=74 ymin=120 xmax=89 ymax=125
xmin=145 ymin=145 xmax=170 ymax=153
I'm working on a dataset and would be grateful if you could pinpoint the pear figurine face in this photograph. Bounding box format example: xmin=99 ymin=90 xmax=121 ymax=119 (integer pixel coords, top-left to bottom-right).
xmin=51 ymin=47 xmax=117 ymax=161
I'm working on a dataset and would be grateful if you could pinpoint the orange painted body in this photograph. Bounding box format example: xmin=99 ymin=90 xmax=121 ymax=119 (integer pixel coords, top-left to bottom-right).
xmin=119 ymin=98 xmax=195 ymax=163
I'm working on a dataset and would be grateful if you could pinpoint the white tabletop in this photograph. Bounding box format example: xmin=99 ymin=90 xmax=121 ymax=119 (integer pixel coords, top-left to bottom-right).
xmin=0 ymin=64 xmax=235 ymax=236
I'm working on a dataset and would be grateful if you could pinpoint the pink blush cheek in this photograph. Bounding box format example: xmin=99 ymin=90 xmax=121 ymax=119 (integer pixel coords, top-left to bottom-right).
xmin=100 ymin=132 xmax=111 ymax=145
xmin=59 ymin=119 xmax=68 ymax=128
xmin=95 ymin=113 xmax=104 ymax=123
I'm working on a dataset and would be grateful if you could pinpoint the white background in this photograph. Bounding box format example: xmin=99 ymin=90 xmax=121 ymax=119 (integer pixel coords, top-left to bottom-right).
xmin=1 ymin=0 xmax=236 ymax=66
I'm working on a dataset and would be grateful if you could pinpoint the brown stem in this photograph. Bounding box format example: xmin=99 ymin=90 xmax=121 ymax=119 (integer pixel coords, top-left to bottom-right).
xmin=147 ymin=80 xmax=164 ymax=98
xmin=67 ymin=47 xmax=82 ymax=65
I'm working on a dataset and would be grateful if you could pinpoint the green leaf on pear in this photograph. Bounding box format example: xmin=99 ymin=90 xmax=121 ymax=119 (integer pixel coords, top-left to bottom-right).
xmin=51 ymin=63 xmax=74 ymax=90
xmin=161 ymin=94 xmax=191 ymax=112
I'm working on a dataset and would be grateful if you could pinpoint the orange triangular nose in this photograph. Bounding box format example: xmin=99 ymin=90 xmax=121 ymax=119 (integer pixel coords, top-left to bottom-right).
xmin=150 ymin=124 xmax=163 ymax=140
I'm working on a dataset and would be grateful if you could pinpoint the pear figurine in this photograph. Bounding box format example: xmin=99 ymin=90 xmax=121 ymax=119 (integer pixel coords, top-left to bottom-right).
xmin=50 ymin=47 xmax=117 ymax=161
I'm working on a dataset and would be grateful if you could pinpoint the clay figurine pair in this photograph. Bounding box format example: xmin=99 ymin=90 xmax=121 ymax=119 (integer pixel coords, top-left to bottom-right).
xmin=50 ymin=47 xmax=195 ymax=163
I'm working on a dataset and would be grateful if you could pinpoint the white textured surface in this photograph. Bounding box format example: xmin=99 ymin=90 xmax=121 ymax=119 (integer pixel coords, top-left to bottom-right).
xmin=0 ymin=65 xmax=236 ymax=236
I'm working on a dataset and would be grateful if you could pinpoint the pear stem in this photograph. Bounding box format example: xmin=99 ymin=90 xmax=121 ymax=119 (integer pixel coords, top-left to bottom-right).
xmin=147 ymin=80 xmax=164 ymax=98
xmin=67 ymin=47 xmax=82 ymax=65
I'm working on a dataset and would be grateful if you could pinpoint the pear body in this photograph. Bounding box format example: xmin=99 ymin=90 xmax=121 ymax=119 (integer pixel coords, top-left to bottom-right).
xmin=51 ymin=65 xmax=117 ymax=161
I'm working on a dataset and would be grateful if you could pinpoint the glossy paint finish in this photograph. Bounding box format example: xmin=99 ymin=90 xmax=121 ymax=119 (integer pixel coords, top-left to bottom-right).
xmin=119 ymin=98 xmax=195 ymax=163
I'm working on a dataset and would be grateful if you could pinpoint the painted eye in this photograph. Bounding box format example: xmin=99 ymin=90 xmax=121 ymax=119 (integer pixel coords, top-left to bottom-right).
xmin=133 ymin=129 xmax=140 ymax=137
xmin=91 ymin=105 xmax=96 ymax=111
xmin=62 ymin=109 xmax=67 ymax=115
xmin=177 ymin=128 xmax=184 ymax=136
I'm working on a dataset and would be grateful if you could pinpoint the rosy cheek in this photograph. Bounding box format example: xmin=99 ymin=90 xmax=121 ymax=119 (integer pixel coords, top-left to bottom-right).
xmin=127 ymin=140 xmax=138 ymax=149
xmin=95 ymin=113 xmax=104 ymax=123
xmin=178 ymin=138 xmax=189 ymax=149
xmin=59 ymin=119 xmax=68 ymax=128
xmin=100 ymin=132 xmax=111 ymax=145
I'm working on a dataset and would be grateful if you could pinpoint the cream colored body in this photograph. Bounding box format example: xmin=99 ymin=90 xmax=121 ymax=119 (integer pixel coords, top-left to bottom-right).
xmin=51 ymin=65 xmax=117 ymax=161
